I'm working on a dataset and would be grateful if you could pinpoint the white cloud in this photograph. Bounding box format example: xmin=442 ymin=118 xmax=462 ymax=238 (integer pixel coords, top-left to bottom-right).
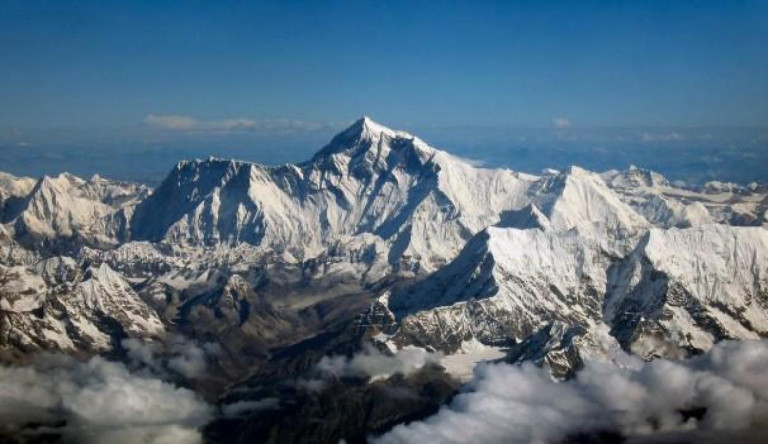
xmin=316 ymin=345 xmax=438 ymax=382
xmin=123 ymin=335 xmax=222 ymax=379
xmin=0 ymin=354 xmax=213 ymax=444
xmin=552 ymin=117 xmax=572 ymax=129
xmin=377 ymin=340 xmax=768 ymax=443
xmin=452 ymin=155 xmax=488 ymax=168
xmin=144 ymin=114 xmax=329 ymax=133
xmin=295 ymin=345 xmax=440 ymax=393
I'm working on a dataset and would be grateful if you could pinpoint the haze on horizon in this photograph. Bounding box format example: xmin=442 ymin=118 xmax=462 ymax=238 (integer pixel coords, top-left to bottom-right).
xmin=1 ymin=0 xmax=767 ymax=184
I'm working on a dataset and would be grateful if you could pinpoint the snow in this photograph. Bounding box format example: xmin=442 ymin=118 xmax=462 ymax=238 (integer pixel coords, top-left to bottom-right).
xmin=389 ymin=226 xmax=613 ymax=352
xmin=0 ymin=265 xmax=47 ymax=312
xmin=604 ymin=225 xmax=768 ymax=356
xmin=604 ymin=166 xmax=767 ymax=228
xmin=0 ymin=257 xmax=165 ymax=353
xmin=0 ymin=172 xmax=36 ymax=199
xmin=5 ymin=172 xmax=146 ymax=245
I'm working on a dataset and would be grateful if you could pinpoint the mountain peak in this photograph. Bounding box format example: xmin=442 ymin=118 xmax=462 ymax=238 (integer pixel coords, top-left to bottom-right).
xmin=603 ymin=165 xmax=670 ymax=189
xmin=354 ymin=115 xmax=403 ymax=138
xmin=312 ymin=116 xmax=423 ymax=161
xmin=343 ymin=115 xmax=417 ymax=142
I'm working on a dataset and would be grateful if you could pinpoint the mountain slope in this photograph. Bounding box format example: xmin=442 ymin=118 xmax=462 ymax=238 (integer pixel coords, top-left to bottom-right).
xmin=8 ymin=173 xmax=146 ymax=250
xmin=385 ymin=226 xmax=613 ymax=353
xmin=605 ymin=225 xmax=768 ymax=357
xmin=527 ymin=166 xmax=650 ymax=239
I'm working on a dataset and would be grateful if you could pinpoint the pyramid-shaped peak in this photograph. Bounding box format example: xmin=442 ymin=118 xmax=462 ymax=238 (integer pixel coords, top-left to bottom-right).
xmin=312 ymin=116 xmax=431 ymax=161
xmin=348 ymin=115 xmax=413 ymax=139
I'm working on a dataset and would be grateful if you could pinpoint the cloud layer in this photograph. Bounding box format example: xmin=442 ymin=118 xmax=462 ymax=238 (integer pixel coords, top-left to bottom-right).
xmin=378 ymin=340 xmax=768 ymax=443
xmin=144 ymin=114 xmax=330 ymax=133
xmin=0 ymin=354 xmax=213 ymax=444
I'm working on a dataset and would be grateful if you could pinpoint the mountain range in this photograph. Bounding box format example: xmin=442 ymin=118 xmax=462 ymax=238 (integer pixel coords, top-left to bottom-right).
xmin=1 ymin=117 xmax=767 ymax=442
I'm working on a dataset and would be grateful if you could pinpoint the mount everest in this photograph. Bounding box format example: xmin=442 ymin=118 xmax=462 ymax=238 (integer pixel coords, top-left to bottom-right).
xmin=1 ymin=117 xmax=767 ymax=442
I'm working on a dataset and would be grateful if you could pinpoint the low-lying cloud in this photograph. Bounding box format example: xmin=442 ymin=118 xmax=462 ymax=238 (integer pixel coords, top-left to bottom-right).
xmin=0 ymin=354 xmax=213 ymax=444
xmin=378 ymin=340 xmax=768 ymax=443
xmin=123 ymin=334 xmax=222 ymax=379
xmin=144 ymin=114 xmax=330 ymax=133
xmin=316 ymin=345 xmax=438 ymax=382
xmin=294 ymin=345 xmax=440 ymax=393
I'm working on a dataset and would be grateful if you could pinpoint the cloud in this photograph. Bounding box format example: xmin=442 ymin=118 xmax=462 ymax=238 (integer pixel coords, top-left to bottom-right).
xmin=552 ymin=117 xmax=572 ymax=129
xmin=316 ymin=345 xmax=438 ymax=382
xmin=377 ymin=340 xmax=768 ymax=444
xmin=0 ymin=354 xmax=213 ymax=444
xmin=294 ymin=345 xmax=440 ymax=393
xmin=221 ymin=398 xmax=280 ymax=417
xmin=167 ymin=342 xmax=216 ymax=379
xmin=123 ymin=334 xmax=222 ymax=379
xmin=144 ymin=114 xmax=329 ymax=133
xmin=639 ymin=131 xmax=685 ymax=142
xmin=452 ymin=154 xmax=488 ymax=168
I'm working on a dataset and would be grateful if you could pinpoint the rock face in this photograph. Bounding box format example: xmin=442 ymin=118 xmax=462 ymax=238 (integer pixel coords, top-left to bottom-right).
xmin=505 ymin=321 xmax=621 ymax=378
xmin=0 ymin=116 xmax=766 ymax=383
xmin=207 ymin=365 xmax=460 ymax=444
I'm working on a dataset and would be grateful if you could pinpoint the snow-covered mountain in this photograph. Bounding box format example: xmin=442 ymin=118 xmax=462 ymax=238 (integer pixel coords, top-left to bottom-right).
xmin=603 ymin=165 xmax=764 ymax=228
xmin=383 ymin=226 xmax=613 ymax=354
xmin=605 ymin=225 xmax=768 ymax=357
xmin=0 ymin=258 xmax=163 ymax=354
xmin=130 ymin=117 xmax=536 ymax=271
xmin=3 ymin=172 xmax=147 ymax=251
xmin=0 ymin=115 xmax=767 ymax=383
xmin=0 ymin=172 xmax=36 ymax=221
xmin=372 ymin=221 xmax=768 ymax=374
xmin=524 ymin=166 xmax=650 ymax=239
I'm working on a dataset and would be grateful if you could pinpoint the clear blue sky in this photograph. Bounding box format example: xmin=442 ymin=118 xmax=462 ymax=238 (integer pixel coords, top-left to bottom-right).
xmin=2 ymin=0 xmax=767 ymax=130
xmin=1 ymin=1 xmax=767 ymax=185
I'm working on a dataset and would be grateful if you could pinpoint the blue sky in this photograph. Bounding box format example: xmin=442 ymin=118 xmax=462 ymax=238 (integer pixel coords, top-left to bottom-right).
xmin=1 ymin=1 xmax=767 ymax=183
xmin=2 ymin=0 xmax=767 ymax=129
